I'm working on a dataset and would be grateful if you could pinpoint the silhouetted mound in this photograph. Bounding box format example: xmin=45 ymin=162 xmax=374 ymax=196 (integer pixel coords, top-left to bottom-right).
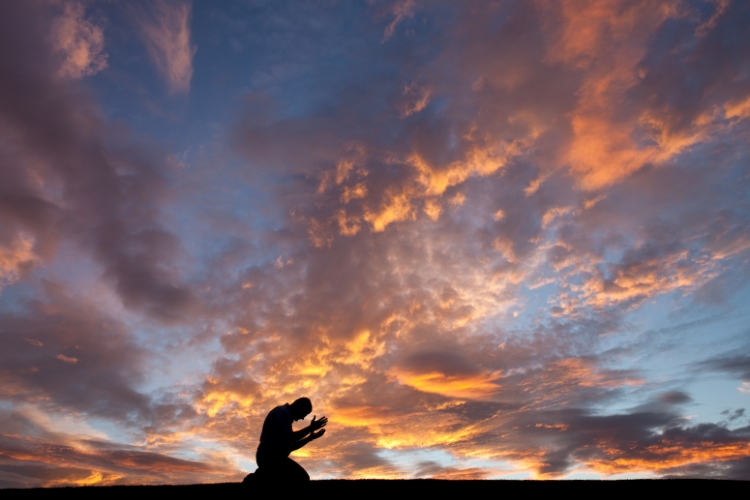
xmin=242 ymin=468 xmax=309 ymax=484
xmin=1 ymin=479 xmax=740 ymax=497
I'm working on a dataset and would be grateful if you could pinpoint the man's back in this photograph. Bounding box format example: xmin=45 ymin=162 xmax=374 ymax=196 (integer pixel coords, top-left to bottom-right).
xmin=259 ymin=403 xmax=293 ymax=455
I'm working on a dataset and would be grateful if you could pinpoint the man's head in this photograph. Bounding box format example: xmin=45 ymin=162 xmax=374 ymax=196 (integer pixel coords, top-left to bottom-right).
xmin=290 ymin=397 xmax=312 ymax=421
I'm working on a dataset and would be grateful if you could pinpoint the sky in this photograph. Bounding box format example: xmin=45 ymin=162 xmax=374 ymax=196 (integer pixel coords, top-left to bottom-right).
xmin=1 ymin=0 xmax=750 ymax=487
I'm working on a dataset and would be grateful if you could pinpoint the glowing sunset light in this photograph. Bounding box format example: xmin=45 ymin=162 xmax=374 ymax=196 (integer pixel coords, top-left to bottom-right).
xmin=1 ymin=0 xmax=749 ymax=487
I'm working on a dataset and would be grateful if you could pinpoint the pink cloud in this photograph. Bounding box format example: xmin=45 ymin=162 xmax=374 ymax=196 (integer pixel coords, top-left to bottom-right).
xmin=135 ymin=0 xmax=196 ymax=94
xmin=52 ymin=1 xmax=107 ymax=80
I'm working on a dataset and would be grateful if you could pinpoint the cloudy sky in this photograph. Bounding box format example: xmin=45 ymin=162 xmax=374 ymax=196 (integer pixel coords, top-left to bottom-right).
xmin=1 ymin=0 xmax=750 ymax=487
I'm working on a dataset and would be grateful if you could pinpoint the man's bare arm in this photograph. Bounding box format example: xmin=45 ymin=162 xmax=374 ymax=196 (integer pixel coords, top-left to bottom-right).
xmin=291 ymin=415 xmax=328 ymax=441
xmin=290 ymin=429 xmax=325 ymax=451
xmin=291 ymin=426 xmax=311 ymax=441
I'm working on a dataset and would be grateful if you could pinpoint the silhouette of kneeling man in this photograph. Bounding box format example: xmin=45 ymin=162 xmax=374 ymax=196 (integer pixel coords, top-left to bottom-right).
xmin=252 ymin=397 xmax=327 ymax=482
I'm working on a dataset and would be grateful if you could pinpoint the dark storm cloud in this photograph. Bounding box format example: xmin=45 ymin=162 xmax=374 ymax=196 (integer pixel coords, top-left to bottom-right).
xmin=0 ymin=1 xmax=194 ymax=321
xmin=437 ymin=401 xmax=750 ymax=477
xmin=721 ymin=408 xmax=746 ymax=423
xmin=326 ymin=442 xmax=398 ymax=476
xmin=397 ymin=351 xmax=486 ymax=377
xmin=660 ymin=457 xmax=750 ymax=480
xmin=0 ymin=285 xmax=197 ymax=428
xmin=0 ymin=2 xmax=207 ymax=484
xmin=699 ymin=355 xmax=750 ymax=381
xmin=630 ymin=0 xmax=750 ymax=139
xmin=413 ymin=461 xmax=490 ymax=479
xmin=657 ymin=391 xmax=693 ymax=406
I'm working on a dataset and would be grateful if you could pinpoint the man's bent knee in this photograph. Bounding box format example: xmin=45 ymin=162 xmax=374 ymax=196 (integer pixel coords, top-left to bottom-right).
xmin=255 ymin=457 xmax=309 ymax=483
xmin=286 ymin=458 xmax=310 ymax=482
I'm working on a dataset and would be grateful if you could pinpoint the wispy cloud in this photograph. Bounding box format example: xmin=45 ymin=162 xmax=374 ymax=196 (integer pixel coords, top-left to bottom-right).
xmin=382 ymin=0 xmax=416 ymax=42
xmin=135 ymin=0 xmax=196 ymax=94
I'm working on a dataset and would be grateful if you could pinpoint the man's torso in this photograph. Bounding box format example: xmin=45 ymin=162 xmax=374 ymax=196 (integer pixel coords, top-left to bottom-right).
xmin=258 ymin=404 xmax=293 ymax=456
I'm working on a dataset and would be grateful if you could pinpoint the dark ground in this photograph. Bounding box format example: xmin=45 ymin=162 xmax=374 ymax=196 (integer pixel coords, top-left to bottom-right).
xmin=1 ymin=479 xmax=742 ymax=496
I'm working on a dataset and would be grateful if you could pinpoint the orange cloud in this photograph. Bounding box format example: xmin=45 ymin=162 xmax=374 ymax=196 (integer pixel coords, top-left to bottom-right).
xmin=390 ymin=367 xmax=501 ymax=400
xmin=363 ymin=186 xmax=417 ymax=232
xmin=198 ymin=390 xmax=254 ymax=418
xmin=357 ymin=138 xmax=527 ymax=232
xmin=408 ymin=142 xmax=520 ymax=197
xmin=398 ymin=83 xmax=431 ymax=117
xmin=341 ymin=183 xmax=368 ymax=204
xmin=333 ymin=406 xmax=399 ymax=428
xmin=55 ymin=354 xmax=78 ymax=364
xmin=0 ymin=234 xmax=36 ymax=290
xmin=724 ymin=95 xmax=750 ymax=120
xmin=423 ymin=198 xmax=442 ymax=221
xmin=335 ymin=210 xmax=361 ymax=236
xmin=537 ymin=0 xmax=731 ymax=190
xmin=578 ymin=251 xmax=718 ymax=308
xmin=587 ymin=441 xmax=750 ymax=475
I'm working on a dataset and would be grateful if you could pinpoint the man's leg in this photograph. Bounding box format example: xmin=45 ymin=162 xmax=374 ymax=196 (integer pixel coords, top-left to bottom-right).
xmin=254 ymin=461 xmax=283 ymax=482
xmin=282 ymin=457 xmax=310 ymax=482
xmin=255 ymin=448 xmax=281 ymax=481
xmin=255 ymin=451 xmax=308 ymax=482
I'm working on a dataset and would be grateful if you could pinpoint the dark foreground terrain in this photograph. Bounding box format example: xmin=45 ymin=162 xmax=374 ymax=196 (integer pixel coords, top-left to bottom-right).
xmin=1 ymin=479 xmax=742 ymax=496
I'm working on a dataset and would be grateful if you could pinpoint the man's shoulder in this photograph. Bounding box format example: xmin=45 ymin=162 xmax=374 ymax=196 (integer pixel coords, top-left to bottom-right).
xmin=267 ymin=403 xmax=291 ymax=419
